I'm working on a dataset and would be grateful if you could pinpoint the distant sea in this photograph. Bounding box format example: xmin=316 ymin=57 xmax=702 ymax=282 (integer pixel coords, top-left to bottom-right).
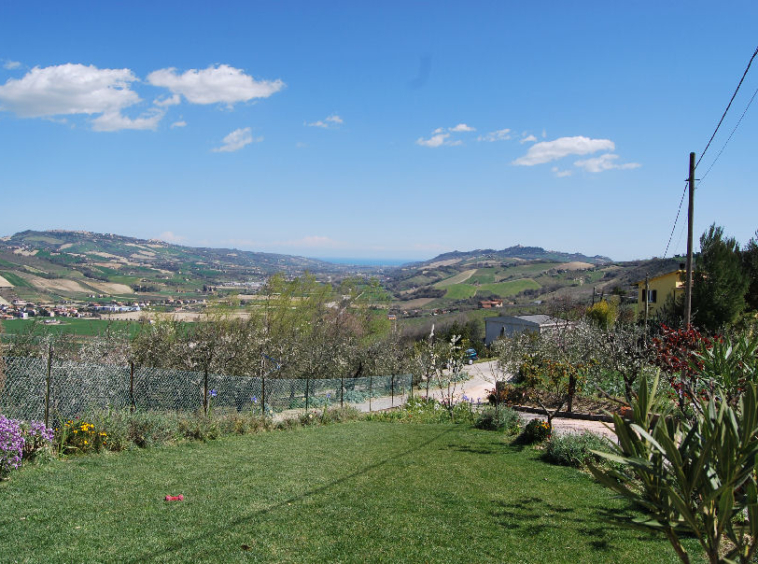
xmin=316 ymin=257 xmax=416 ymax=266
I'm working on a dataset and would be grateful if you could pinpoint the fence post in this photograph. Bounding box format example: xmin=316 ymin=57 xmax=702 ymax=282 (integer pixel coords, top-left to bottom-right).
xmin=305 ymin=375 xmax=310 ymax=411
xmin=129 ymin=361 xmax=136 ymax=413
xmin=44 ymin=344 xmax=53 ymax=427
xmin=261 ymin=376 xmax=266 ymax=417
xmin=203 ymin=368 xmax=209 ymax=416
xmin=391 ymin=374 xmax=395 ymax=407
xmin=369 ymin=375 xmax=373 ymax=412
xmin=340 ymin=374 xmax=344 ymax=408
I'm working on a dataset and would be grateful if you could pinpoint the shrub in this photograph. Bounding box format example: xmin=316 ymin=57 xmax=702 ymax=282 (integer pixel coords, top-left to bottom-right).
xmin=517 ymin=418 xmax=551 ymax=444
xmin=56 ymin=418 xmax=108 ymax=454
xmin=21 ymin=420 xmax=55 ymax=462
xmin=1 ymin=416 xmax=55 ymax=478
xmin=487 ymin=384 xmax=527 ymax=406
xmin=544 ymin=432 xmax=614 ymax=468
xmin=474 ymin=407 xmax=521 ymax=434
xmin=0 ymin=415 xmax=24 ymax=477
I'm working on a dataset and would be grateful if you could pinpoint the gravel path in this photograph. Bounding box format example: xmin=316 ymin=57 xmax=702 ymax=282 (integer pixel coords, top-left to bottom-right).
xmin=275 ymin=360 xmax=617 ymax=439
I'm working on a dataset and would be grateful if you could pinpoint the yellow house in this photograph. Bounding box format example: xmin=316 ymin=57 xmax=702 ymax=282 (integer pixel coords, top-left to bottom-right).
xmin=635 ymin=269 xmax=684 ymax=320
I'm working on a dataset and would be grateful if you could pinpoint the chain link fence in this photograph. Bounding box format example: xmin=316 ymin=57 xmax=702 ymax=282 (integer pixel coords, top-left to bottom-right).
xmin=0 ymin=356 xmax=413 ymax=424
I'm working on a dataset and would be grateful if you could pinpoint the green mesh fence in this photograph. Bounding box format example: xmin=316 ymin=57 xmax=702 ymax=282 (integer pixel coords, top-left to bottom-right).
xmin=0 ymin=356 xmax=412 ymax=422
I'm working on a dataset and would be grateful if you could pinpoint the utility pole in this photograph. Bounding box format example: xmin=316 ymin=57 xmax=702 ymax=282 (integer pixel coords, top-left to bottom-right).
xmin=644 ymin=274 xmax=649 ymax=337
xmin=684 ymin=152 xmax=695 ymax=327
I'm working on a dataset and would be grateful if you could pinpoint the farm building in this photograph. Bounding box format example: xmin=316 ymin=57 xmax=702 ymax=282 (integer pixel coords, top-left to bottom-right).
xmin=484 ymin=315 xmax=572 ymax=346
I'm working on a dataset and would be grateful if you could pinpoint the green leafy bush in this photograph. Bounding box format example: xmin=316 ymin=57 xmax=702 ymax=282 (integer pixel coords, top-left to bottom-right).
xmin=544 ymin=432 xmax=614 ymax=468
xmin=517 ymin=418 xmax=551 ymax=444
xmin=474 ymin=407 xmax=521 ymax=434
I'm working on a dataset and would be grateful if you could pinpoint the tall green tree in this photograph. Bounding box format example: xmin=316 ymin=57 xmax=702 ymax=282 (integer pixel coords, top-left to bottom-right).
xmin=692 ymin=224 xmax=748 ymax=332
xmin=742 ymin=230 xmax=758 ymax=312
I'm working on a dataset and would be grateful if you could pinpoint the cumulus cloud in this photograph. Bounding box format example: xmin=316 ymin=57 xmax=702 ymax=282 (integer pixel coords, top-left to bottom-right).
xmin=154 ymin=94 xmax=181 ymax=107
xmin=3 ymin=60 xmax=21 ymax=70
xmin=0 ymin=63 xmax=140 ymax=118
xmin=147 ymin=64 xmax=284 ymax=106
xmin=513 ymin=136 xmax=615 ymax=166
xmin=170 ymin=120 xmax=187 ymax=128
xmin=520 ymin=134 xmax=537 ymax=144
xmin=306 ymin=114 xmax=343 ymax=128
xmin=92 ymin=110 xmax=164 ymax=132
xmin=574 ymin=153 xmax=641 ymax=173
xmin=416 ymin=132 xmax=451 ymax=147
xmin=477 ymin=128 xmax=511 ymax=142
xmin=551 ymin=167 xmax=573 ymax=178
xmin=212 ymin=127 xmax=262 ymax=153
xmin=0 ymin=63 xmax=168 ymax=131
xmin=450 ymin=123 xmax=475 ymax=132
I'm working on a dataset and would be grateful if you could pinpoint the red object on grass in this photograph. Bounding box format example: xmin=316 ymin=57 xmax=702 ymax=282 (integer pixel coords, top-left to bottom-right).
xmin=164 ymin=495 xmax=184 ymax=502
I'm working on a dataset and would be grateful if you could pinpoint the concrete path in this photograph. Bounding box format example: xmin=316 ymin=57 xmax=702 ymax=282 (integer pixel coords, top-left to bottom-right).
xmin=275 ymin=359 xmax=616 ymax=439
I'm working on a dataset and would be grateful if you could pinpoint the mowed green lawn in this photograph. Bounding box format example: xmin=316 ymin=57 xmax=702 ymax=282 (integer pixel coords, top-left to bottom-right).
xmin=0 ymin=423 xmax=693 ymax=563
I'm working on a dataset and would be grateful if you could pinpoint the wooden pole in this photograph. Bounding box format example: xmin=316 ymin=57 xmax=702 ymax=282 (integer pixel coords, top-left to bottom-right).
xmin=261 ymin=376 xmax=266 ymax=417
xmin=129 ymin=361 xmax=136 ymax=413
xmin=684 ymin=152 xmax=695 ymax=327
xmin=44 ymin=343 xmax=53 ymax=427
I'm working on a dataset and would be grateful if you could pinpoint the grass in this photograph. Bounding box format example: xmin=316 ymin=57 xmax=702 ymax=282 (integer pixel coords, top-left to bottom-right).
xmin=1 ymin=422 xmax=694 ymax=563
xmin=443 ymin=284 xmax=478 ymax=300
xmin=434 ymin=269 xmax=477 ymax=288
xmin=0 ymin=271 xmax=33 ymax=288
xmin=478 ymin=278 xmax=541 ymax=296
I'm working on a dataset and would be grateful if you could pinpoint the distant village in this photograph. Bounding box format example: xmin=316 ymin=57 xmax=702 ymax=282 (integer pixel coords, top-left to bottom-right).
xmin=0 ymin=295 xmax=208 ymax=321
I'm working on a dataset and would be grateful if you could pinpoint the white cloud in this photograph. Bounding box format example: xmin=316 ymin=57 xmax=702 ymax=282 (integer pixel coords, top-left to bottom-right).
xmin=551 ymin=167 xmax=573 ymax=178
xmin=574 ymin=153 xmax=641 ymax=173
xmin=450 ymin=123 xmax=475 ymax=132
xmin=0 ymin=63 xmax=140 ymax=118
xmin=3 ymin=60 xmax=21 ymax=70
xmin=477 ymin=128 xmax=511 ymax=142
xmin=416 ymin=132 xmax=450 ymax=147
xmin=92 ymin=109 xmax=164 ymax=132
xmin=306 ymin=114 xmax=343 ymax=128
xmin=159 ymin=231 xmax=185 ymax=243
xmin=171 ymin=120 xmax=187 ymax=128
xmin=513 ymin=136 xmax=615 ymax=166
xmin=147 ymin=64 xmax=284 ymax=106
xmin=154 ymin=94 xmax=181 ymax=107
xmin=520 ymin=134 xmax=537 ymax=144
xmin=212 ymin=127 xmax=262 ymax=153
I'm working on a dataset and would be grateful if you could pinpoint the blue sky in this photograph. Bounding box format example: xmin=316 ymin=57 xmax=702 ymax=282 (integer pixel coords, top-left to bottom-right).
xmin=1 ymin=1 xmax=757 ymax=262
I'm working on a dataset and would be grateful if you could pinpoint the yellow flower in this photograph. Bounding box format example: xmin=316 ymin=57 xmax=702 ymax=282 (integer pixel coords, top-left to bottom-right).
xmin=84 ymin=440 xmax=88 ymax=445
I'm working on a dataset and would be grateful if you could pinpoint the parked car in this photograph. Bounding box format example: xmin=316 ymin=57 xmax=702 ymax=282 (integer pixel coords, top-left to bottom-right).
xmin=464 ymin=348 xmax=478 ymax=364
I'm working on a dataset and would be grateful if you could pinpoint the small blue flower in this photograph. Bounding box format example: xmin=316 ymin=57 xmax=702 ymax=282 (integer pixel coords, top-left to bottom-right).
xmin=326 ymin=393 xmax=331 ymax=399
xmin=251 ymin=396 xmax=258 ymax=403
xmin=209 ymin=389 xmax=217 ymax=398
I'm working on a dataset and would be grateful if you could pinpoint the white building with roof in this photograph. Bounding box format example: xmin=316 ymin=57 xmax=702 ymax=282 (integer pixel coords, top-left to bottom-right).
xmin=484 ymin=315 xmax=572 ymax=346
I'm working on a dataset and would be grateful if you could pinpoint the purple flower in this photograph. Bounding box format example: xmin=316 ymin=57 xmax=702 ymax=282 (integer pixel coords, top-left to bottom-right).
xmin=251 ymin=396 xmax=258 ymax=404
xmin=0 ymin=415 xmax=25 ymax=476
xmin=209 ymin=389 xmax=217 ymax=398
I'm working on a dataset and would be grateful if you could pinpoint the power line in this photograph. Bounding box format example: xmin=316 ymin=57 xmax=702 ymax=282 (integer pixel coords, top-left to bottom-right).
xmin=663 ymin=182 xmax=688 ymax=258
xmin=696 ymin=44 xmax=758 ymax=169
xmin=699 ymin=83 xmax=758 ymax=183
xmin=663 ymin=44 xmax=758 ymax=258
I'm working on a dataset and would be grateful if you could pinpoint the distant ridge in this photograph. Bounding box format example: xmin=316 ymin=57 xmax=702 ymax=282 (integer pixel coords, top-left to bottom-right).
xmin=414 ymin=245 xmax=612 ymax=267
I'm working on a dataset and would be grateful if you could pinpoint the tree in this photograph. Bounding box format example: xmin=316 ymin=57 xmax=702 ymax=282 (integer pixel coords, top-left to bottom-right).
xmin=692 ymin=224 xmax=748 ymax=332
xmin=742 ymin=230 xmax=758 ymax=312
